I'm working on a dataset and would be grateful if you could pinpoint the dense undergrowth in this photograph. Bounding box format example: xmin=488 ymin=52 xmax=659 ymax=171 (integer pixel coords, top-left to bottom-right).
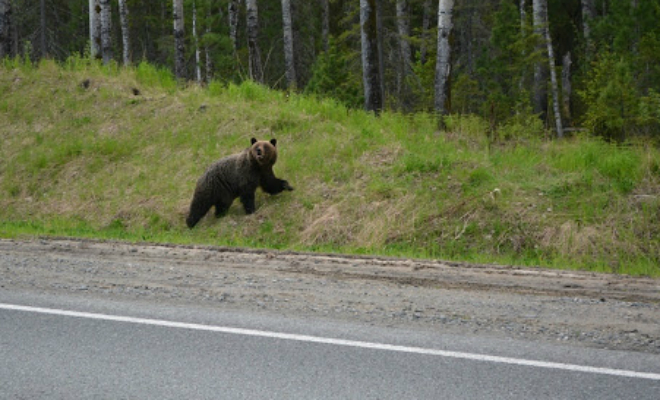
xmin=1 ymin=58 xmax=659 ymax=276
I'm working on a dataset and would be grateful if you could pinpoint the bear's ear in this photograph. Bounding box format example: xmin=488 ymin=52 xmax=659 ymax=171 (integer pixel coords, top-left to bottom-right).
xmin=270 ymin=139 xmax=277 ymax=147
xmin=251 ymin=138 xmax=257 ymax=145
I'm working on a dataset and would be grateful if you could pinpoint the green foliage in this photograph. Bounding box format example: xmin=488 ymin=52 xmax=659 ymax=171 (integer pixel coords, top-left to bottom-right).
xmin=305 ymin=39 xmax=362 ymax=109
xmin=579 ymin=53 xmax=660 ymax=140
xmin=451 ymin=74 xmax=481 ymax=115
xmin=581 ymin=2 xmax=660 ymax=140
xmin=409 ymin=47 xmax=437 ymax=112
xmin=135 ymin=61 xmax=177 ymax=91
xmin=200 ymin=31 xmax=236 ymax=83
xmin=465 ymin=0 xmax=538 ymax=126
xmin=497 ymin=109 xmax=545 ymax=141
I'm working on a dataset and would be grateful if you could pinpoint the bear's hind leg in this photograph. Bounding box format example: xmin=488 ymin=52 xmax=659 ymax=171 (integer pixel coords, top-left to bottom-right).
xmin=186 ymin=194 xmax=214 ymax=228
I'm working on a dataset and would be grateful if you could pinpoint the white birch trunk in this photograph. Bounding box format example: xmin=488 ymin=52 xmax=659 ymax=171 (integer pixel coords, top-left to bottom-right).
xmin=360 ymin=0 xmax=383 ymax=114
xmin=581 ymin=0 xmax=594 ymax=58
xmin=193 ymin=0 xmax=201 ymax=83
xmin=118 ymin=0 xmax=130 ymax=66
xmin=246 ymin=0 xmax=263 ymax=82
xmin=173 ymin=0 xmax=185 ymax=79
xmin=228 ymin=0 xmax=239 ymax=53
xmin=281 ymin=0 xmax=297 ymax=90
xmin=435 ymin=0 xmax=454 ymax=115
xmin=89 ymin=0 xmax=101 ymax=59
xmin=100 ymin=0 xmax=112 ymax=64
xmin=533 ymin=0 xmax=547 ymax=120
xmin=543 ymin=7 xmax=563 ymax=137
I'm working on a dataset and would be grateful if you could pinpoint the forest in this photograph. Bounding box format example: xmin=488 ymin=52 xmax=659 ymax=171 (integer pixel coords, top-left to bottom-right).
xmin=1 ymin=0 xmax=660 ymax=140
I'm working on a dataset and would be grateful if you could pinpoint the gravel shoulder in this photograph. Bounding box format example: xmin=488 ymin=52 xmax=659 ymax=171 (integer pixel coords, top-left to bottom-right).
xmin=1 ymin=238 xmax=659 ymax=353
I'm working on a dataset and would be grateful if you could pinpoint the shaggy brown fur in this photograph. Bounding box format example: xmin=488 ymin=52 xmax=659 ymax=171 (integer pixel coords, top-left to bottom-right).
xmin=186 ymin=138 xmax=293 ymax=228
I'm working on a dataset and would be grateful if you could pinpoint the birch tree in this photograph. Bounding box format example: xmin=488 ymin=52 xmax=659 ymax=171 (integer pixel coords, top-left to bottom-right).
xmin=281 ymin=0 xmax=297 ymax=90
xmin=581 ymin=0 xmax=594 ymax=57
xmin=435 ymin=0 xmax=454 ymax=115
xmin=246 ymin=0 xmax=263 ymax=82
xmin=228 ymin=0 xmax=239 ymax=53
xmin=542 ymin=3 xmax=563 ymax=137
xmin=100 ymin=0 xmax=112 ymax=64
xmin=173 ymin=0 xmax=185 ymax=79
xmin=532 ymin=0 xmax=547 ymax=121
xmin=118 ymin=0 xmax=130 ymax=65
xmin=360 ymin=0 xmax=383 ymax=114
xmin=192 ymin=0 xmax=201 ymax=82
xmin=89 ymin=0 xmax=101 ymax=60
xmin=0 ymin=0 xmax=11 ymax=58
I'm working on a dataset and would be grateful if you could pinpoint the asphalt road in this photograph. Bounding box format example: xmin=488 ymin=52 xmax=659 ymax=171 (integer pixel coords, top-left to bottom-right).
xmin=2 ymin=290 xmax=659 ymax=400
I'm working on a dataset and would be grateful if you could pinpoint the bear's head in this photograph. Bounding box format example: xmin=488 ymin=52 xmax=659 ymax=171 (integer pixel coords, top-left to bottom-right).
xmin=249 ymin=138 xmax=278 ymax=167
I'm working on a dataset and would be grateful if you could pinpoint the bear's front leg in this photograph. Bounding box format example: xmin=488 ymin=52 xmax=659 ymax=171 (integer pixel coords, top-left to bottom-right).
xmin=261 ymin=176 xmax=294 ymax=195
xmin=240 ymin=193 xmax=256 ymax=214
xmin=280 ymin=179 xmax=294 ymax=191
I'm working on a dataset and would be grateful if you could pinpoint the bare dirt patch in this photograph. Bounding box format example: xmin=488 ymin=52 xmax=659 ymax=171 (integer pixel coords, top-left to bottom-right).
xmin=1 ymin=238 xmax=659 ymax=353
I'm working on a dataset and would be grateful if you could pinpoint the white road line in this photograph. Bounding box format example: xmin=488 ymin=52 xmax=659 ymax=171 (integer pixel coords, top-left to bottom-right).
xmin=2 ymin=302 xmax=659 ymax=381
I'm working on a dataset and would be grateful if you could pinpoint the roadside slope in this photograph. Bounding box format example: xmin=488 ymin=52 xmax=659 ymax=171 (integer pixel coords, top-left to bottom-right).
xmin=1 ymin=60 xmax=659 ymax=275
xmin=1 ymin=238 xmax=658 ymax=353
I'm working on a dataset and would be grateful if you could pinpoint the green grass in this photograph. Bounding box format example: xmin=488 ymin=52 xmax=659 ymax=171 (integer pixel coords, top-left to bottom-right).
xmin=1 ymin=58 xmax=659 ymax=276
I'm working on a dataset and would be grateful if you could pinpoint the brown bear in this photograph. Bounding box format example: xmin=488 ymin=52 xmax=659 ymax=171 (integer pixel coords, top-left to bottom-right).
xmin=186 ymin=138 xmax=293 ymax=228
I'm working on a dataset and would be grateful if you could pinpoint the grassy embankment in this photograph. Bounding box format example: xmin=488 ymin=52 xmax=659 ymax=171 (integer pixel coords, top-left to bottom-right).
xmin=1 ymin=57 xmax=659 ymax=276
